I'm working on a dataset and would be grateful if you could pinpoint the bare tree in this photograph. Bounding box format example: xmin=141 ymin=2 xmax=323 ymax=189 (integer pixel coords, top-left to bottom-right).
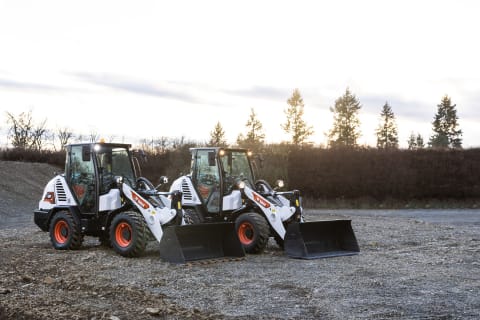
xmin=89 ymin=130 xmax=100 ymax=143
xmin=57 ymin=127 xmax=74 ymax=150
xmin=30 ymin=119 xmax=48 ymax=150
xmin=5 ymin=110 xmax=47 ymax=150
xmin=154 ymin=136 xmax=170 ymax=153
xmin=6 ymin=111 xmax=33 ymax=148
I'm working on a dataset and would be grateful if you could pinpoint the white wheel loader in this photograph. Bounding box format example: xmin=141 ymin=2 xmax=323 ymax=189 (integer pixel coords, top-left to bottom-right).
xmin=170 ymin=147 xmax=360 ymax=259
xmin=34 ymin=143 xmax=244 ymax=263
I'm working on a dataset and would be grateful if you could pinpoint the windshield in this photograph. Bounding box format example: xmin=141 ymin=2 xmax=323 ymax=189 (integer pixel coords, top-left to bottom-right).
xmin=220 ymin=150 xmax=254 ymax=187
xmin=95 ymin=146 xmax=135 ymax=192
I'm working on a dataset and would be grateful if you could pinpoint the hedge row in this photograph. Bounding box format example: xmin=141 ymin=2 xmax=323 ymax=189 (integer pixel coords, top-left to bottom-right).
xmin=288 ymin=148 xmax=480 ymax=200
xmin=3 ymin=147 xmax=480 ymax=201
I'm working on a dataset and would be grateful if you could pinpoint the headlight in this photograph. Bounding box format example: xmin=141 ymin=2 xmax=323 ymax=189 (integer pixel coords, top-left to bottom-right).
xmin=276 ymin=180 xmax=284 ymax=188
xmin=116 ymin=176 xmax=124 ymax=185
xmin=238 ymin=181 xmax=246 ymax=189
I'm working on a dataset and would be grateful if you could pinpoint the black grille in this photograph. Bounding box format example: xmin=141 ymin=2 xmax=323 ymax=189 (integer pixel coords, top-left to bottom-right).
xmin=181 ymin=179 xmax=193 ymax=201
xmin=55 ymin=179 xmax=67 ymax=202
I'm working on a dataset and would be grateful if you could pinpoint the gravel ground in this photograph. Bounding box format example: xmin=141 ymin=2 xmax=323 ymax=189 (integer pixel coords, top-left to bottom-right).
xmin=1 ymin=161 xmax=480 ymax=319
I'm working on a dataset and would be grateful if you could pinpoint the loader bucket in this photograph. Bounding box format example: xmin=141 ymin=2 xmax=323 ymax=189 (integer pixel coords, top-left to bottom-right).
xmin=284 ymin=220 xmax=359 ymax=259
xmin=159 ymin=223 xmax=245 ymax=263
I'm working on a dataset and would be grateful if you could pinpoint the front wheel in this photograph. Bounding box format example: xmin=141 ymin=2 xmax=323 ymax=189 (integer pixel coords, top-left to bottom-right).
xmin=109 ymin=211 xmax=147 ymax=257
xmin=235 ymin=212 xmax=270 ymax=254
xmin=49 ymin=210 xmax=83 ymax=250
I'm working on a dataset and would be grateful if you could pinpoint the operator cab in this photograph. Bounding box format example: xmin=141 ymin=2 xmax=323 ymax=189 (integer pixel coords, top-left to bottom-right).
xmin=65 ymin=143 xmax=135 ymax=213
xmin=190 ymin=148 xmax=255 ymax=214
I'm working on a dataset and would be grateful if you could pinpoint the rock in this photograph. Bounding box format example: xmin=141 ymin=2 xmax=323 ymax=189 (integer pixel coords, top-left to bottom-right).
xmin=146 ymin=308 xmax=161 ymax=315
xmin=44 ymin=276 xmax=55 ymax=285
xmin=109 ymin=316 xmax=120 ymax=320
xmin=0 ymin=287 xmax=12 ymax=294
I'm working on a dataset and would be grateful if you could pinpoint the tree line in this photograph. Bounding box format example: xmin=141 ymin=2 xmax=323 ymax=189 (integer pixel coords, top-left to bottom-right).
xmin=2 ymin=88 xmax=463 ymax=152
xmin=210 ymin=88 xmax=463 ymax=151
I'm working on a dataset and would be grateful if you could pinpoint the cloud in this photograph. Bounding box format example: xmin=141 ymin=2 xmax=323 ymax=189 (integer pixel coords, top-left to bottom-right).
xmin=72 ymin=72 xmax=200 ymax=104
xmin=0 ymin=78 xmax=64 ymax=92
xmin=222 ymin=85 xmax=290 ymax=101
xmin=359 ymin=94 xmax=434 ymax=120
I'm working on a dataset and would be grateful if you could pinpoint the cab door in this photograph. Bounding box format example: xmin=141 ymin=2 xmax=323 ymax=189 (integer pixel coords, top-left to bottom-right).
xmin=192 ymin=149 xmax=221 ymax=213
xmin=66 ymin=145 xmax=97 ymax=213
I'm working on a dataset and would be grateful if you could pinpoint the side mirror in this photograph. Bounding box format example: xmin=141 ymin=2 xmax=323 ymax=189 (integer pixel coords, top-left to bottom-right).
xmin=154 ymin=176 xmax=169 ymax=190
xmin=208 ymin=151 xmax=216 ymax=167
xmin=82 ymin=146 xmax=91 ymax=162
xmin=159 ymin=176 xmax=168 ymax=185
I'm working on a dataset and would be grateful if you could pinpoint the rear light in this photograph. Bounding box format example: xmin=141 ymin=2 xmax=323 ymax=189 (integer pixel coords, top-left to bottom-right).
xmin=44 ymin=192 xmax=55 ymax=204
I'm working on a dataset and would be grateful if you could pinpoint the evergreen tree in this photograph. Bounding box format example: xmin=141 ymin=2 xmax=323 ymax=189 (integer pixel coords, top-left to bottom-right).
xmin=237 ymin=108 xmax=265 ymax=150
xmin=281 ymin=88 xmax=314 ymax=145
xmin=416 ymin=134 xmax=425 ymax=149
xmin=209 ymin=121 xmax=227 ymax=146
xmin=375 ymin=102 xmax=399 ymax=149
xmin=407 ymin=132 xmax=417 ymax=150
xmin=407 ymin=132 xmax=425 ymax=150
xmin=328 ymin=88 xmax=362 ymax=148
xmin=429 ymin=95 xmax=462 ymax=149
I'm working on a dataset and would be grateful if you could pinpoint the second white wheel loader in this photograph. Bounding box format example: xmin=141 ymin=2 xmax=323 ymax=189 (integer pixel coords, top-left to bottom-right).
xmin=34 ymin=142 xmax=244 ymax=263
xmin=170 ymin=147 xmax=360 ymax=259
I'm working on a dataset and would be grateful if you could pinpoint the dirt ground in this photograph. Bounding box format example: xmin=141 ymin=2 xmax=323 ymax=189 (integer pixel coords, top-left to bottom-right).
xmin=1 ymin=161 xmax=480 ymax=319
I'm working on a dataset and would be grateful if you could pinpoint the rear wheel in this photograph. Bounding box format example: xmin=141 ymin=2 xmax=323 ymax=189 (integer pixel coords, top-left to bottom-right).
xmin=49 ymin=210 xmax=83 ymax=250
xmin=235 ymin=212 xmax=270 ymax=253
xmin=109 ymin=211 xmax=147 ymax=257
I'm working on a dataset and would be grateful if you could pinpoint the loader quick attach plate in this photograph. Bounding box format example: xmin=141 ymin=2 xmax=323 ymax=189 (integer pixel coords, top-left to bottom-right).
xmin=158 ymin=223 xmax=245 ymax=264
xmin=284 ymin=220 xmax=360 ymax=259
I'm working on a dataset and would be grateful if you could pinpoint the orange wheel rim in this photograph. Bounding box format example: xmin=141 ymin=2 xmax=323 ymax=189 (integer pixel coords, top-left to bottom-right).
xmin=238 ymin=221 xmax=254 ymax=245
xmin=54 ymin=220 xmax=69 ymax=244
xmin=115 ymin=222 xmax=132 ymax=247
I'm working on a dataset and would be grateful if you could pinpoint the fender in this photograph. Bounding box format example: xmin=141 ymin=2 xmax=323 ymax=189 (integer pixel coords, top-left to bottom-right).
xmin=34 ymin=205 xmax=81 ymax=232
xmin=120 ymin=182 xmax=179 ymax=243
xmin=242 ymin=186 xmax=296 ymax=239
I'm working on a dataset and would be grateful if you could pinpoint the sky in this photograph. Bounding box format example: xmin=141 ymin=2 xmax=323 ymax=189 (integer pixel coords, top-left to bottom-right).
xmin=1 ymin=0 xmax=479 ymax=149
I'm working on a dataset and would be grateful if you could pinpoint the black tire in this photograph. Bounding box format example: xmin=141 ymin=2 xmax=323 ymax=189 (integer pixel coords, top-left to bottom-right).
xmin=109 ymin=211 xmax=147 ymax=257
xmin=183 ymin=208 xmax=204 ymax=225
xmin=49 ymin=210 xmax=83 ymax=250
xmin=274 ymin=233 xmax=284 ymax=249
xmin=235 ymin=212 xmax=270 ymax=254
